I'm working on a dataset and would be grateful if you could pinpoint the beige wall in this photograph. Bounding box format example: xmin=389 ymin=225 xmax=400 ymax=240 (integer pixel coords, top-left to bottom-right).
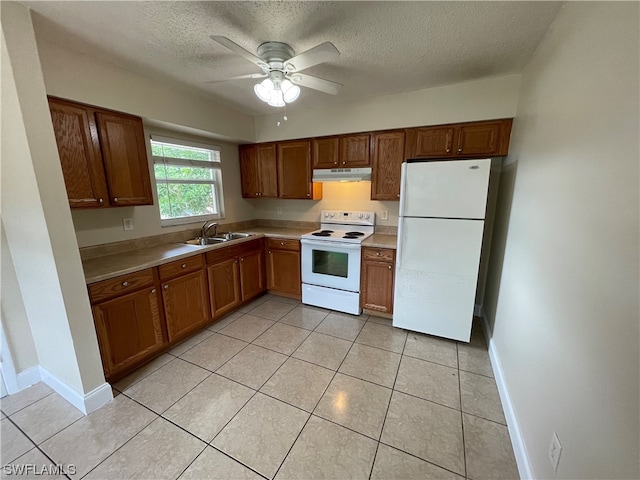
xmin=254 ymin=74 xmax=521 ymax=142
xmin=484 ymin=3 xmax=639 ymax=478
xmin=1 ymin=2 xmax=106 ymax=394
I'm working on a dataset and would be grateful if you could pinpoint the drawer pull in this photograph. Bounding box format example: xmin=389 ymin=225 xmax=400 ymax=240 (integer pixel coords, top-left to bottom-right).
xmin=151 ymin=288 xmax=156 ymax=294
xmin=280 ymin=242 xmax=285 ymax=246
xmin=163 ymin=285 xmax=169 ymax=290
xmin=181 ymin=263 xmax=187 ymax=268
xmin=240 ymin=258 xmax=244 ymax=262
xmin=97 ymin=198 xmax=104 ymax=204
xmin=388 ymin=265 xmax=392 ymax=270
xmin=113 ymin=197 xmax=119 ymax=203
xmin=376 ymin=252 xmax=381 ymax=256
xmin=122 ymin=281 xmax=129 ymax=287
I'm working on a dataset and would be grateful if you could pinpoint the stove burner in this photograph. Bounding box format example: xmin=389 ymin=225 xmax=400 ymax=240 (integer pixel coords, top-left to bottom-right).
xmin=345 ymin=231 xmax=365 ymax=236
xmin=312 ymin=230 xmax=334 ymax=237
xmin=343 ymin=235 xmax=360 ymax=239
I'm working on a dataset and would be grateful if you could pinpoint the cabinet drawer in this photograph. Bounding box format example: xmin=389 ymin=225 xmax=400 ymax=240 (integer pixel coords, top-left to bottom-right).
xmin=158 ymin=254 xmax=204 ymax=281
xmin=205 ymin=238 xmax=264 ymax=265
xmin=89 ymin=269 xmax=155 ymax=304
xmin=267 ymin=238 xmax=300 ymax=252
xmin=362 ymin=247 xmax=395 ymax=262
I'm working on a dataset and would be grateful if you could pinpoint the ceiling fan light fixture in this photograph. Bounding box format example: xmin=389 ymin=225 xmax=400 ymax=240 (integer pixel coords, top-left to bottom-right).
xmin=281 ymin=80 xmax=300 ymax=103
xmin=267 ymin=89 xmax=285 ymax=107
xmin=254 ymin=78 xmax=274 ymax=102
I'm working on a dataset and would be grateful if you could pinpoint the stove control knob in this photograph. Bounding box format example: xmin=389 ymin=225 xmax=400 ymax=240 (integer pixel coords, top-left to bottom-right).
xmin=358 ymin=213 xmax=363 ymax=219
xmin=324 ymin=212 xmax=329 ymax=218
xmin=365 ymin=214 xmax=371 ymax=219
xmin=329 ymin=212 xmax=335 ymax=218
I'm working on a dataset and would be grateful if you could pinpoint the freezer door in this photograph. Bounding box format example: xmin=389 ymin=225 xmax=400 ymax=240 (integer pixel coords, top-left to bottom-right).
xmin=393 ymin=217 xmax=484 ymax=342
xmin=401 ymin=159 xmax=491 ymax=219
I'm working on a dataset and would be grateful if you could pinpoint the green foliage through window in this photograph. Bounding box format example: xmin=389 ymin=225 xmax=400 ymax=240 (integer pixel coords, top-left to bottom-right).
xmin=151 ymin=138 xmax=223 ymax=222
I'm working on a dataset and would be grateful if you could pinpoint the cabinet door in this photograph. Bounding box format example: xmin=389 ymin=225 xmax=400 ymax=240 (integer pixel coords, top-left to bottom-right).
xmin=48 ymin=97 xmax=109 ymax=208
xmin=239 ymin=145 xmax=260 ymax=198
xmin=257 ymin=143 xmax=278 ymax=197
xmin=95 ymin=111 xmax=153 ymax=206
xmin=92 ymin=286 xmax=165 ymax=379
xmin=239 ymin=249 xmax=265 ymax=301
xmin=361 ymin=260 xmax=395 ymax=314
xmin=455 ymin=121 xmax=502 ymax=157
xmin=208 ymin=258 xmax=241 ymax=318
xmin=339 ymin=134 xmax=371 ymax=167
xmin=371 ymin=131 xmax=405 ymax=201
xmin=405 ymin=126 xmax=455 ymax=158
xmin=312 ymin=137 xmax=340 ymax=169
xmin=161 ymin=270 xmax=210 ymax=342
xmin=277 ymin=140 xmax=313 ymax=199
xmin=266 ymin=249 xmax=301 ymax=297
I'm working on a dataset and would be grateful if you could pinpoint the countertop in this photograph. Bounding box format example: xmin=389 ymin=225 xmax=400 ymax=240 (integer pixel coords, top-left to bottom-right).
xmin=83 ymin=227 xmax=397 ymax=284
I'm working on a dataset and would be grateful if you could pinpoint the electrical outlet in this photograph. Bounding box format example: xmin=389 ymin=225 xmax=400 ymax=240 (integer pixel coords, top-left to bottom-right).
xmin=548 ymin=431 xmax=562 ymax=473
xmin=123 ymin=217 xmax=134 ymax=231
xmin=380 ymin=209 xmax=388 ymax=220
xmin=277 ymin=207 xmax=283 ymax=215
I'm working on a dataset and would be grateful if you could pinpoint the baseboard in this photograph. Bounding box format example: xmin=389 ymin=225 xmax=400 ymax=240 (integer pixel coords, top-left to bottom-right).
xmin=474 ymin=303 xmax=483 ymax=317
xmin=39 ymin=367 xmax=112 ymax=415
xmin=16 ymin=366 xmax=42 ymax=392
xmin=480 ymin=313 xmax=533 ymax=480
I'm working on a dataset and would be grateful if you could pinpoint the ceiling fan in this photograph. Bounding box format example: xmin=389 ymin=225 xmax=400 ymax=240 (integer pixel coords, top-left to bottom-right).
xmin=209 ymin=36 xmax=342 ymax=107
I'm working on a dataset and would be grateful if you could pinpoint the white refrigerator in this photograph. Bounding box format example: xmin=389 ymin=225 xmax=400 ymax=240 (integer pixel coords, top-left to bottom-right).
xmin=393 ymin=158 xmax=492 ymax=342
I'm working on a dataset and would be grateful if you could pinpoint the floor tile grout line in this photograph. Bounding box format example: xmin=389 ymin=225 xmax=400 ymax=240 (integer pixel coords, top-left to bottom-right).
xmin=368 ymin=326 xmax=409 ymax=480
xmin=377 ymin=438 xmax=469 ymax=478
xmin=270 ymin=412 xmax=314 ymax=480
xmin=207 ymin=444 xmax=270 ymax=480
xmin=114 ymin=355 xmax=179 ymax=393
xmin=0 ymin=390 xmax=56 ymax=419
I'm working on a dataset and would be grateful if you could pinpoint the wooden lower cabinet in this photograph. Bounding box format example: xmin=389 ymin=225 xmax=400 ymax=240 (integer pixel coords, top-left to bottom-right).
xmin=208 ymin=258 xmax=241 ymax=318
xmin=361 ymin=247 xmax=395 ymax=314
xmin=92 ymin=286 xmax=166 ymax=380
xmin=266 ymin=238 xmax=301 ymax=298
xmin=207 ymin=239 xmax=266 ymax=319
xmin=161 ymin=270 xmax=210 ymax=342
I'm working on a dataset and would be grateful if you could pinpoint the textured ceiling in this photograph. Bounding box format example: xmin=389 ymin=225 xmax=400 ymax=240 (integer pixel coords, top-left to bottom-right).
xmin=24 ymin=1 xmax=563 ymax=116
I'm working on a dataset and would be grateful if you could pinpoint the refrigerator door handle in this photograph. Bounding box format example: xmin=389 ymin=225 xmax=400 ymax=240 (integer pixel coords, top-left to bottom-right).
xmin=398 ymin=162 xmax=408 ymax=217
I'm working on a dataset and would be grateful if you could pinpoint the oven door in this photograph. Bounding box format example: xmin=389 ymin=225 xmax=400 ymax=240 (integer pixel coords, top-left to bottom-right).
xmin=301 ymin=239 xmax=362 ymax=292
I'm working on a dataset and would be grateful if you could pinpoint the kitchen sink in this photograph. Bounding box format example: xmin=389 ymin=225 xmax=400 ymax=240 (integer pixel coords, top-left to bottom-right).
xmin=182 ymin=232 xmax=253 ymax=246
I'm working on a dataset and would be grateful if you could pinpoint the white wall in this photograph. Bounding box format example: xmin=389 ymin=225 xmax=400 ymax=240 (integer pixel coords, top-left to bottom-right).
xmin=255 ymin=74 xmax=521 ymax=142
xmin=484 ymin=3 xmax=639 ymax=479
xmin=1 ymin=2 xmax=107 ymax=398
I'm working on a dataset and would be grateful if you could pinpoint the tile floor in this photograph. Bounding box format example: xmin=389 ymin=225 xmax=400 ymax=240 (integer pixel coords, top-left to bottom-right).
xmin=1 ymin=294 xmax=519 ymax=480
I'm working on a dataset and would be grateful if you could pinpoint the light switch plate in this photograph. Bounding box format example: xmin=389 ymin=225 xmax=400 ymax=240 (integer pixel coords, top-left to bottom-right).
xmin=123 ymin=217 xmax=134 ymax=231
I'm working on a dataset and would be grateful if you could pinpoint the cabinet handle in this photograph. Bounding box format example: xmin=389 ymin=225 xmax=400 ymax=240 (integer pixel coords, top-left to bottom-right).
xmin=181 ymin=263 xmax=187 ymax=268
xmin=255 ymin=192 xmax=259 ymax=196
xmin=268 ymin=251 xmax=272 ymax=254
xmin=240 ymin=258 xmax=244 ymax=262
xmin=163 ymin=285 xmax=169 ymax=290
xmin=151 ymin=288 xmax=156 ymax=294
xmin=342 ymin=161 xmax=346 ymax=165
xmin=334 ymin=161 xmax=338 ymax=165
xmin=376 ymin=252 xmax=380 ymax=256
xmin=446 ymin=148 xmax=451 ymax=153
xmin=388 ymin=265 xmax=392 ymax=270
xmin=396 ymin=193 xmax=400 ymax=197
xmin=280 ymin=242 xmax=285 ymax=246
xmin=113 ymin=197 xmax=118 ymax=203
xmin=306 ymin=193 xmax=310 ymax=197
xmin=457 ymin=148 xmax=463 ymax=153
xmin=97 ymin=198 xmax=104 ymax=204
xmin=234 ymin=260 xmax=238 ymax=264
xmin=122 ymin=281 xmax=129 ymax=287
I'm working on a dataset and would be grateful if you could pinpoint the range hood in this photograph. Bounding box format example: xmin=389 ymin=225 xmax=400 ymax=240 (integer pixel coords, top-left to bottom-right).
xmin=312 ymin=167 xmax=372 ymax=182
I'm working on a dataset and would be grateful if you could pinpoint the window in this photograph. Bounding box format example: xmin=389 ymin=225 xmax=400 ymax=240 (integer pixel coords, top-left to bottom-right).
xmin=151 ymin=135 xmax=224 ymax=225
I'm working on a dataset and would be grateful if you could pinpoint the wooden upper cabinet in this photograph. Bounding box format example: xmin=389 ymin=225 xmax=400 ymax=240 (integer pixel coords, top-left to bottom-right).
xmin=405 ymin=126 xmax=455 ymax=158
xmin=456 ymin=120 xmax=509 ymax=157
xmin=257 ymin=143 xmax=278 ymax=197
xmin=340 ymin=134 xmax=371 ymax=167
xmin=405 ymin=119 xmax=513 ymax=160
xmin=95 ymin=112 xmax=153 ymax=206
xmin=312 ymin=136 xmax=340 ymax=169
xmin=48 ymin=96 xmax=153 ymax=209
xmin=48 ymin=97 xmax=109 ymax=208
xmin=239 ymin=143 xmax=278 ymax=198
xmin=371 ymin=131 xmax=405 ymax=201
xmin=277 ymin=140 xmax=321 ymax=200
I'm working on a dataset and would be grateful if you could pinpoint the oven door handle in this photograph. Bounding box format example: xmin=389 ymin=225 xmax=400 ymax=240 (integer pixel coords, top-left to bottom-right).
xmin=300 ymin=239 xmax=363 ymax=250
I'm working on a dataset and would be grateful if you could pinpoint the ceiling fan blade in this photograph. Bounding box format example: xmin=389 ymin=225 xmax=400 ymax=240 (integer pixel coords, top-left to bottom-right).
xmin=284 ymin=42 xmax=340 ymax=72
xmin=290 ymin=73 xmax=342 ymax=95
xmin=205 ymin=73 xmax=267 ymax=84
xmin=210 ymin=35 xmax=266 ymax=69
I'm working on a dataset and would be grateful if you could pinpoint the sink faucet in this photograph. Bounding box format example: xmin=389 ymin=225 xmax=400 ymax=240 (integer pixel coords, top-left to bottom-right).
xmin=201 ymin=221 xmax=219 ymax=237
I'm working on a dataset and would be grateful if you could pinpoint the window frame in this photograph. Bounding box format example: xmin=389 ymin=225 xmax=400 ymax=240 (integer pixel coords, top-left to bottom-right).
xmin=150 ymin=134 xmax=225 ymax=227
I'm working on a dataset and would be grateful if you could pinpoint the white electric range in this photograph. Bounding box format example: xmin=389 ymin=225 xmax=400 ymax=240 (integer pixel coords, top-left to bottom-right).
xmin=300 ymin=210 xmax=375 ymax=315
